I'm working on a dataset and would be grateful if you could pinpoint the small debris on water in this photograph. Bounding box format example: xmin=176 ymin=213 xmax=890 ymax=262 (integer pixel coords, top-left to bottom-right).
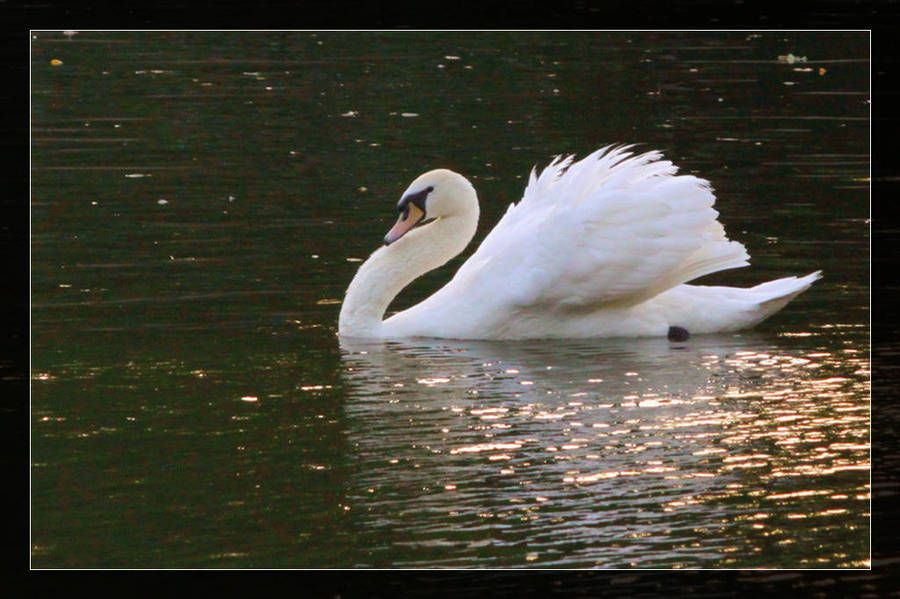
xmin=777 ymin=53 xmax=807 ymax=64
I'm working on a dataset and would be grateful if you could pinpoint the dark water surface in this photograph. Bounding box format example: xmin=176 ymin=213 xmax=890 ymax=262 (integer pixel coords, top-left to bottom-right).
xmin=31 ymin=31 xmax=869 ymax=569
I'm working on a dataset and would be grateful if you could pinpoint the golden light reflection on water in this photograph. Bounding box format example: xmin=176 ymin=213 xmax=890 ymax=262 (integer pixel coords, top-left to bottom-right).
xmin=340 ymin=334 xmax=869 ymax=567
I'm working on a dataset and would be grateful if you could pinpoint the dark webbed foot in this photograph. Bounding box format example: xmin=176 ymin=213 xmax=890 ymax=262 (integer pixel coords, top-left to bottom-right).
xmin=668 ymin=326 xmax=690 ymax=342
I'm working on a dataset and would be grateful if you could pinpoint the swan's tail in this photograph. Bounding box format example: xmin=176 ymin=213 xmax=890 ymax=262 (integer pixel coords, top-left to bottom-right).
xmin=728 ymin=270 xmax=823 ymax=330
xmin=655 ymin=270 xmax=823 ymax=334
xmin=751 ymin=270 xmax=823 ymax=303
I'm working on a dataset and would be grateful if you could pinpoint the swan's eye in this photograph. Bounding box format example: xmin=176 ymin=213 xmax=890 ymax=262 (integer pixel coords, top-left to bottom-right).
xmin=398 ymin=185 xmax=434 ymax=219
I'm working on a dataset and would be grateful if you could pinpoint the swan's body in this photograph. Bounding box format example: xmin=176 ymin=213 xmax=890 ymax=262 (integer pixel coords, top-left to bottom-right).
xmin=338 ymin=146 xmax=821 ymax=340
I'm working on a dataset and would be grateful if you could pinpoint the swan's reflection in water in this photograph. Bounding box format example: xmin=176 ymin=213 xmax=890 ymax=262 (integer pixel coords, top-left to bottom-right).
xmin=338 ymin=335 xmax=869 ymax=568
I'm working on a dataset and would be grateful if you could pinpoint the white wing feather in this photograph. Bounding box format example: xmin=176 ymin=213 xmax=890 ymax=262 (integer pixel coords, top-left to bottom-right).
xmin=444 ymin=146 xmax=749 ymax=318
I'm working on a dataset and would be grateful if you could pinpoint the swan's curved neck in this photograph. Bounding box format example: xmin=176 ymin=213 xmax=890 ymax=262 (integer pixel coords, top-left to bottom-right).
xmin=339 ymin=209 xmax=478 ymax=337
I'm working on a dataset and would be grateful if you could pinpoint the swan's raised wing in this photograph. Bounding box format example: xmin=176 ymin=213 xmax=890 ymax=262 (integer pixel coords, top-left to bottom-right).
xmin=446 ymin=146 xmax=750 ymax=316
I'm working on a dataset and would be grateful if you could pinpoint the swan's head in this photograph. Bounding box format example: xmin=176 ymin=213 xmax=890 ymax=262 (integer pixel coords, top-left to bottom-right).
xmin=384 ymin=169 xmax=477 ymax=246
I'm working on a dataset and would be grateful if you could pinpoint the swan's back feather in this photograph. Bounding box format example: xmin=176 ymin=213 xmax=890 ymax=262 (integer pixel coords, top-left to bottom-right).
xmin=444 ymin=146 xmax=750 ymax=324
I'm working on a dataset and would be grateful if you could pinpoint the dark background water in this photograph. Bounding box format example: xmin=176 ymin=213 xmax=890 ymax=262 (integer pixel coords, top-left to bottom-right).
xmin=30 ymin=31 xmax=869 ymax=571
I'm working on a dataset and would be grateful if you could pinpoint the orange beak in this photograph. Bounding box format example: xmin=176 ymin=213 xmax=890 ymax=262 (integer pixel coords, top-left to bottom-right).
xmin=384 ymin=202 xmax=426 ymax=245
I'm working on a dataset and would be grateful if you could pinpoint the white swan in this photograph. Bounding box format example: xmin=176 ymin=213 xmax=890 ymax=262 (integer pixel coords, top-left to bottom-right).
xmin=338 ymin=145 xmax=821 ymax=340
